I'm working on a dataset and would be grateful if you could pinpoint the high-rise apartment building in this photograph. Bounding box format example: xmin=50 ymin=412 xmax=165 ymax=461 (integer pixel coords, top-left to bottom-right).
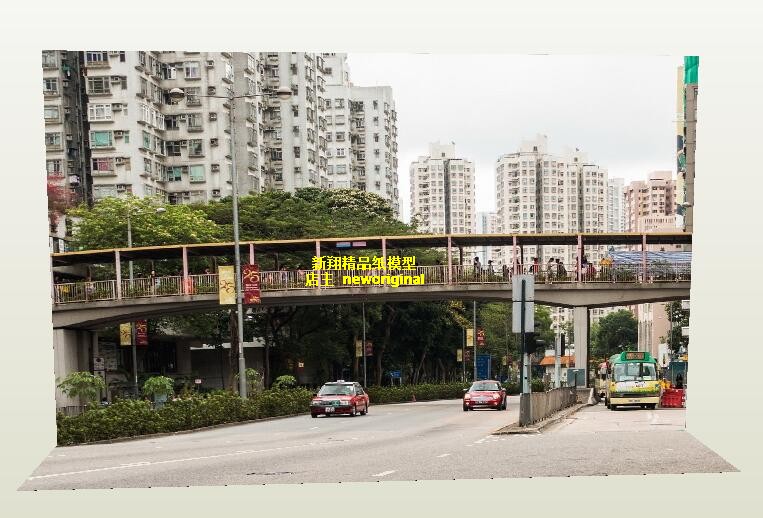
xmin=676 ymin=57 xmax=698 ymax=235
xmin=624 ymin=171 xmax=677 ymax=238
xmin=495 ymin=134 xmax=608 ymax=267
xmin=323 ymin=55 xmax=399 ymax=216
xmin=409 ymin=142 xmax=476 ymax=235
xmin=43 ymin=50 xmax=88 ymax=206
xmin=43 ymin=51 xmax=400 ymax=216
xmin=607 ymin=177 xmax=625 ymax=233
xmin=477 ymin=211 xmax=500 ymax=264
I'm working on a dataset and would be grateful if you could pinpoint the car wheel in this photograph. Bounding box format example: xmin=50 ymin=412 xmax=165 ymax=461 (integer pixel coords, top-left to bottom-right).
xmin=605 ymin=398 xmax=610 ymax=408
xmin=649 ymin=403 xmax=657 ymax=410
xmin=610 ymin=405 xmax=617 ymax=411
xmin=311 ymin=413 xmax=317 ymax=418
xmin=360 ymin=403 xmax=367 ymax=415
xmin=463 ymin=404 xmax=468 ymax=412
xmin=350 ymin=405 xmax=357 ymax=417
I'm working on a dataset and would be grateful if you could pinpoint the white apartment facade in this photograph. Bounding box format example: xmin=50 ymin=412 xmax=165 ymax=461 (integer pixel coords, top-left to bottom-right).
xmin=607 ymin=177 xmax=625 ymax=234
xmin=494 ymin=135 xmax=609 ymax=332
xmin=44 ymin=51 xmax=400 ymax=217
xmin=476 ymin=211 xmax=500 ymax=265
xmin=410 ymin=142 xmax=476 ymax=236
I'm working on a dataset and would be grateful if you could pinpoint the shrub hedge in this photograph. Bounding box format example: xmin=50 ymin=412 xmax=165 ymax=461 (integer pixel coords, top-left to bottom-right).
xmin=57 ymin=388 xmax=313 ymax=446
xmin=57 ymin=382 xmax=527 ymax=446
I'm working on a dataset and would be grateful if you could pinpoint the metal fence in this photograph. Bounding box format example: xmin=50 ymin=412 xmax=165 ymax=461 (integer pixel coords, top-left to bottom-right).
xmin=51 ymin=262 xmax=691 ymax=305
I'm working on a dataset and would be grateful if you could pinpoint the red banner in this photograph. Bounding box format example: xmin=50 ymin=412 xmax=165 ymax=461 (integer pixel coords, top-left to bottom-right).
xmin=464 ymin=348 xmax=473 ymax=362
xmin=135 ymin=320 xmax=148 ymax=347
xmin=243 ymin=264 xmax=261 ymax=304
xmin=476 ymin=328 xmax=485 ymax=346
xmin=365 ymin=340 xmax=373 ymax=357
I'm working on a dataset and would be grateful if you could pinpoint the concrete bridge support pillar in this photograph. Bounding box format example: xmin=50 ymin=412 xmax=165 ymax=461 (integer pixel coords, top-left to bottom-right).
xmin=53 ymin=328 xmax=97 ymax=408
xmin=573 ymin=306 xmax=590 ymax=387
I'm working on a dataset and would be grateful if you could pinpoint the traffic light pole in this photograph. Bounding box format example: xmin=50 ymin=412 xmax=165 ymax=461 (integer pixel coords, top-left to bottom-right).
xmin=554 ymin=331 xmax=561 ymax=388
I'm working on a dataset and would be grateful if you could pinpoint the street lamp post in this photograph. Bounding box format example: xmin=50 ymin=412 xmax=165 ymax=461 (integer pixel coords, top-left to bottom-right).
xmin=125 ymin=204 xmax=165 ymax=394
xmin=168 ymin=85 xmax=292 ymax=398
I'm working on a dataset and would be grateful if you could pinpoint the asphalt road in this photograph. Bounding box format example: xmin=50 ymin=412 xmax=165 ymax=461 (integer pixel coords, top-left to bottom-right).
xmin=21 ymin=399 xmax=735 ymax=490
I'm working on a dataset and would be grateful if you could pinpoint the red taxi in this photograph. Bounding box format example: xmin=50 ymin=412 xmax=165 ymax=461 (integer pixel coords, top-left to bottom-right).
xmin=463 ymin=380 xmax=507 ymax=411
xmin=310 ymin=380 xmax=369 ymax=418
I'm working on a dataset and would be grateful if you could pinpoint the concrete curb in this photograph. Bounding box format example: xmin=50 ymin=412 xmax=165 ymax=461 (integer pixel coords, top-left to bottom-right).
xmin=492 ymin=401 xmax=590 ymax=435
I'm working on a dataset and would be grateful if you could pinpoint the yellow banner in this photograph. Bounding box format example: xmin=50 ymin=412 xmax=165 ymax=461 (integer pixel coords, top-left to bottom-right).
xmin=119 ymin=323 xmax=131 ymax=346
xmin=218 ymin=266 xmax=236 ymax=305
xmin=355 ymin=340 xmax=363 ymax=358
xmin=502 ymin=355 xmax=508 ymax=366
xmin=457 ymin=349 xmax=463 ymax=362
xmin=466 ymin=328 xmax=474 ymax=346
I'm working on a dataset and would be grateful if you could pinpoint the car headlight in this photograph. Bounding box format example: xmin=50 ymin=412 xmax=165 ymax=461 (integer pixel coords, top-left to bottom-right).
xmin=464 ymin=394 xmax=471 ymax=399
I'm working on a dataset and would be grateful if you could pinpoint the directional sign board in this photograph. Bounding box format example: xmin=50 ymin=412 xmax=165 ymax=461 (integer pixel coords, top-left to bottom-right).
xmin=512 ymin=301 xmax=534 ymax=333
xmin=512 ymin=275 xmax=535 ymax=302
xmin=512 ymin=275 xmax=535 ymax=333
xmin=390 ymin=370 xmax=402 ymax=379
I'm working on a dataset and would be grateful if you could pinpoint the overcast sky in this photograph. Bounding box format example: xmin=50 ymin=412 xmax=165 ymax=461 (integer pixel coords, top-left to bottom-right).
xmin=345 ymin=54 xmax=681 ymax=223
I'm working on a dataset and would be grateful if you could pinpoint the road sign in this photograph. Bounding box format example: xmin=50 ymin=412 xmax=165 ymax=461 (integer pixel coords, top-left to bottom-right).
xmin=476 ymin=354 xmax=491 ymax=380
xmin=681 ymin=326 xmax=690 ymax=337
xmin=93 ymin=357 xmax=105 ymax=372
xmin=512 ymin=275 xmax=535 ymax=302
xmin=512 ymin=301 xmax=534 ymax=333
xmin=476 ymin=328 xmax=485 ymax=346
xmin=390 ymin=370 xmax=401 ymax=379
xmin=194 ymin=379 xmax=202 ymax=385
xmin=681 ymin=300 xmax=690 ymax=310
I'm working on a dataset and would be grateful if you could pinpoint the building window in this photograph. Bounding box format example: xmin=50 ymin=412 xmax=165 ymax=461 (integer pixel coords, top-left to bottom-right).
xmin=165 ymin=115 xmax=180 ymax=130
xmin=184 ymin=61 xmax=201 ymax=79
xmin=187 ymin=113 xmax=203 ymax=130
xmin=185 ymin=87 xmax=201 ymax=106
xmin=45 ymin=132 xmax=62 ymax=148
xmin=293 ymin=147 xmax=301 ymax=158
xmin=167 ymin=167 xmax=183 ymax=181
xmin=166 ymin=141 xmax=181 ymax=157
xmin=85 ymin=51 xmax=108 ymax=64
xmin=88 ymin=103 xmax=113 ymax=122
xmin=143 ymin=158 xmax=152 ymax=173
xmin=87 ymin=76 xmax=110 ymax=95
xmin=42 ymin=51 xmax=57 ymax=68
xmin=188 ymin=139 xmax=203 ymax=156
xmin=46 ymin=159 xmax=63 ymax=176
xmin=189 ymin=165 xmax=205 ymax=182
xmin=92 ymin=157 xmax=114 ymax=172
xmin=90 ymin=131 xmax=114 ymax=148
xmin=43 ymin=78 xmax=59 ymax=95
xmin=335 ymin=115 xmax=345 ymax=125
xmin=44 ymin=105 xmax=60 ymax=122
xmin=336 ymin=164 xmax=347 ymax=174
xmin=336 ymin=148 xmax=346 ymax=157
xmin=336 ymin=132 xmax=345 ymax=141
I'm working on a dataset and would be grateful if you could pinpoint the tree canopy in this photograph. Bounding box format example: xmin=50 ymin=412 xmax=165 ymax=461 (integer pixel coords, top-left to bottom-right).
xmin=591 ymin=309 xmax=638 ymax=358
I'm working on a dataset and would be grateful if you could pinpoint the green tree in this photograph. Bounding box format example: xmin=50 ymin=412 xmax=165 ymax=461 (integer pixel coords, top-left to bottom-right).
xmin=69 ymin=195 xmax=221 ymax=250
xmin=663 ymin=301 xmax=690 ymax=353
xmin=57 ymin=372 xmax=105 ymax=407
xmin=142 ymin=376 xmax=175 ymax=400
xmin=592 ymin=309 xmax=638 ymax=358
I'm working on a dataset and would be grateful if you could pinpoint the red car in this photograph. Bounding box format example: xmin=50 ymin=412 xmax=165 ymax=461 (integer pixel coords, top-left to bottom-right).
xmin=310 ymin=381 xmax=370 ymax=418
xmin=463 ymin=380 xmax=507 ymax=411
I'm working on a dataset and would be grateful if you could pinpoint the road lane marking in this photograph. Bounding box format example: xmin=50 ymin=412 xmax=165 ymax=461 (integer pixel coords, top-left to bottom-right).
xmin=372 ymin=470 xmax=396 ymax=477
xmin=27 ymin=439 xmax=359 ymax=481
xmin=436 ymin=453 xmax=451 ymax=458
xmin=309 ymin=427 xmax=318 ymax=430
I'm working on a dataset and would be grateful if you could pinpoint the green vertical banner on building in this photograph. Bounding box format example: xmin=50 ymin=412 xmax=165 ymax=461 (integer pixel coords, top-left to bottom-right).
xmin=684 ymin=56 xmax=699 ymax=84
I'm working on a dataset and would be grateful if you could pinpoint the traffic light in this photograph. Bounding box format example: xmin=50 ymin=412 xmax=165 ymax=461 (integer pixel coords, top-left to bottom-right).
xmin=525 ymin=332 xmax=545 ymax=354
xmin=560 ymin=333 xmax=566 ymax=356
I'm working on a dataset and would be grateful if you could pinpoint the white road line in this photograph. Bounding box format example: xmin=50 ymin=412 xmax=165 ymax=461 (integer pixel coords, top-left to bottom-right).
xmin=27 ymin=439 xmax=354 ymax=481
xmin=309 ymin=427 xmax=318 ymax=430
xmin=436 ymin=453 xmax=451 ymax=458
xmin=372 ymin=470 xmax=396 ymax=477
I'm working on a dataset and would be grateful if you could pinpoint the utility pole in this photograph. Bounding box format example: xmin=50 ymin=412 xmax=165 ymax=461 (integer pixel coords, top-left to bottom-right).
xmin=362 ymin=302 xmax=367 ymax=387
xmin=473 ymin=300 xmax=477 ymax=381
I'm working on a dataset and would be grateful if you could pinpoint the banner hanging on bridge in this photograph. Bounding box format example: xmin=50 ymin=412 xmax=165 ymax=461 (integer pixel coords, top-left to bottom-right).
xmin=218 ymin=266 xmax=236 ymax=305
xmin=135 ymin=320 xmax=148 ymax=347
xmin=119 ymin=323 xmax=131 ymax=346
xmin=243 ymin=264 xmax=261 ymax=304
